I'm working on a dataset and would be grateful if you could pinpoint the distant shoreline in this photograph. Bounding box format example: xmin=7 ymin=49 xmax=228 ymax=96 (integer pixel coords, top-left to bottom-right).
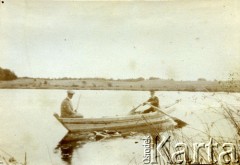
xmin=0 ymin=78 xmax=240 ymax=92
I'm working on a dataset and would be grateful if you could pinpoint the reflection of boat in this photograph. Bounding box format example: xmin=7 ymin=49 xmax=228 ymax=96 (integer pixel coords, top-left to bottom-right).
xmin=54 ymin=111 xmax=186 ymax=133
xmin=55 ymin=133 xmax=86 ymax=164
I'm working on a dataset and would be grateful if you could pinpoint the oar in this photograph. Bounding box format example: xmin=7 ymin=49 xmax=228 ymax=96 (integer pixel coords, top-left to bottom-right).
xmin=146 ymin=101 xmax=187 ymax=127
xmin=145 ymin=103 xmax=172 ymax=117
xmin=164 ymin=99 xmax=181 ymax=109
xmin=129 ymin=103 xmax=143 ymax=115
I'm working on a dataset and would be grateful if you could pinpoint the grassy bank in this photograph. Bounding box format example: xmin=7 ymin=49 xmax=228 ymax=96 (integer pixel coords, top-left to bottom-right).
xmin=0 ymin=78 xmax=240 ymax=92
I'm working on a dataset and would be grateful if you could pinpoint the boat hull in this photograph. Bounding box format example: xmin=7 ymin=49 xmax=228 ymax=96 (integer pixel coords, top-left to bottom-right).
xmin=54 ymin=112 xmax=178 ymax=133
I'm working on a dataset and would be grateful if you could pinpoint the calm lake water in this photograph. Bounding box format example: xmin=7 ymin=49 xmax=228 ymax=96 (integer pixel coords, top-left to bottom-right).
xmin=0 ymin=90 xmax=239 ymax=165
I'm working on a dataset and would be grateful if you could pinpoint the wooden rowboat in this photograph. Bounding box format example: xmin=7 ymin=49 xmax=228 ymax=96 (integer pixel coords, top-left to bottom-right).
xmin=54 ymin=111 xmax=183 ymax=133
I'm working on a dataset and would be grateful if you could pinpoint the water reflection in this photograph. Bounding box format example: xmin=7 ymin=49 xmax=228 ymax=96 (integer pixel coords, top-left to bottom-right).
xmin=55 ymin=130 xmax=141 ymax=164
xmin=55 ymin=132 xmax=119 ymax=163
xmin=59 ymin=141 xmax=78 ymax=164
xmin=54 ymin=112 xmax=188 ymax=164
xmin=55 ymin=133 xmax=87 ymax=164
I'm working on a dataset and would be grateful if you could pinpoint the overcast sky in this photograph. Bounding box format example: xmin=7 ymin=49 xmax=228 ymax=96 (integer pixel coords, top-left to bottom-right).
xmin=0 ymin=0 xmax=239 ymax=80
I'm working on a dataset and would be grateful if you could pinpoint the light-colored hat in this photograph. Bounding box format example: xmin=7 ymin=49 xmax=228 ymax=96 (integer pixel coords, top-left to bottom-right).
xmin=67 ymin=90 xmax=75 ymax=95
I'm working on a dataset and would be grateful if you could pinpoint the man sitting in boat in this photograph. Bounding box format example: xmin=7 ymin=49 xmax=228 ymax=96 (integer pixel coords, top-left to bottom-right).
xmin=129 ymin=90 xmax=160 ymax=115
xmin=142 ymin=90 xmax=160 ymax=113
xmin=61 ymin=90 xmax=83 ymax=118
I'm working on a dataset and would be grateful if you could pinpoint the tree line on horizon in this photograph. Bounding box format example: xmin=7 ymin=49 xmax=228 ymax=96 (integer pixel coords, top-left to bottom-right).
xmin=19 ymin=76 xmax=212 ymax=82
xmin=0 ymin=67 xmax=17 ymax=81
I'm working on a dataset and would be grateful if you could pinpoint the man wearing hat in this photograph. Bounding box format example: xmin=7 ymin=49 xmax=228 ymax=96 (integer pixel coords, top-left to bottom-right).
xmin=61 ymin=90 xmax=83 ymax=118
xmin=129 ymin=90 xmax=160 ymax=115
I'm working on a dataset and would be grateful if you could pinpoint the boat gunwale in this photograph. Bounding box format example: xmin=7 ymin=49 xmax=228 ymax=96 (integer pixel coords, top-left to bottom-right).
xmin=57 ymin=111 xmax=165 ymax=123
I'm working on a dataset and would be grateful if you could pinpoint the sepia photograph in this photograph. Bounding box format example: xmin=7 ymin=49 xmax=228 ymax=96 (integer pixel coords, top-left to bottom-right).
xmin=0 ymin=0 xmax=240 ymax=164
